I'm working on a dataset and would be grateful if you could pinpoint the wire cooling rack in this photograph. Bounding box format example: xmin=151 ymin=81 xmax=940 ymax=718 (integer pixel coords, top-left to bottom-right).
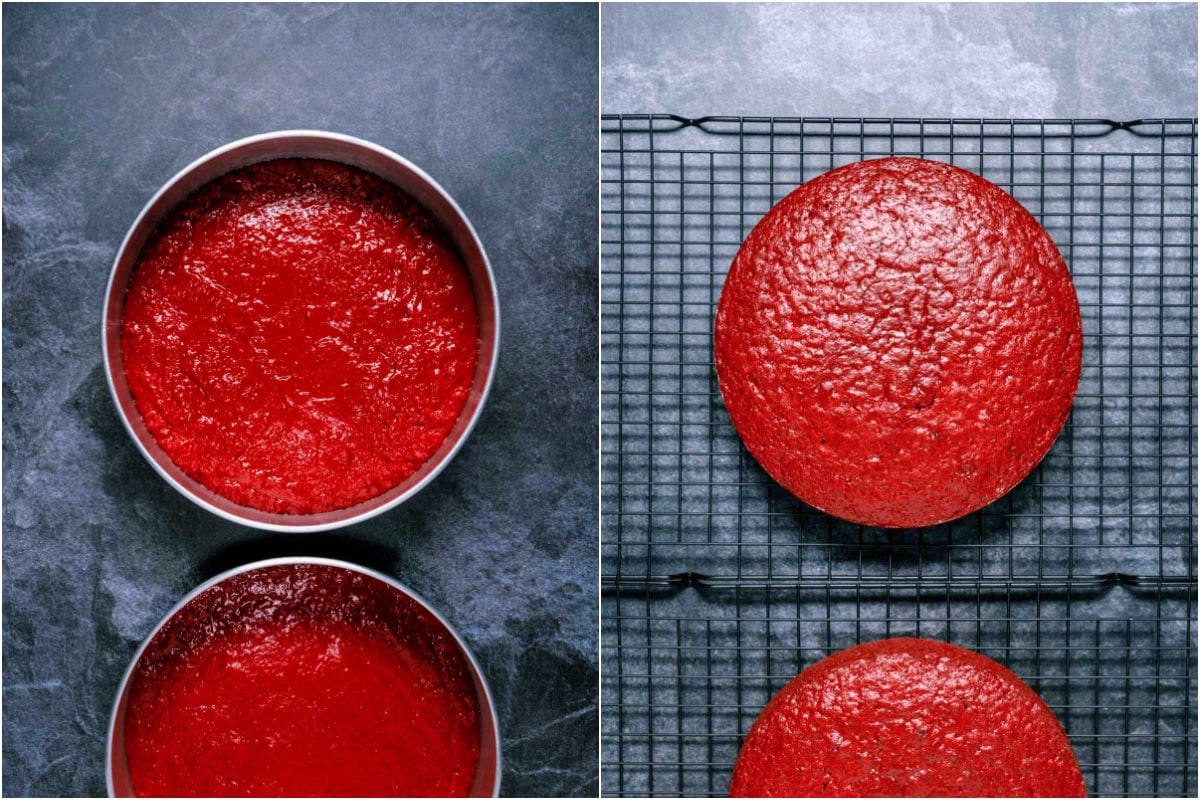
xmin=600 ymin=117 xmax=1197 ymax=798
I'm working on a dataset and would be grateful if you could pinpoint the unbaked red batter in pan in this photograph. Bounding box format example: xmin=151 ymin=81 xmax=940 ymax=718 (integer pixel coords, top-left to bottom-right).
xmin=122 ymin=159 xmax=479 ymax=514
xmin=123 ymin=565 xmax=481 ymax=797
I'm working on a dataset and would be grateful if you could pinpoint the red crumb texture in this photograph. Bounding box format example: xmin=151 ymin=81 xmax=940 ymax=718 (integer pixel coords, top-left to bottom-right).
xmin=714 ymin=157 xmax=1082 ymax=528
xmin=730 ymin=637 xmax=1087 ymax=798
xmin=123 ymin=564 xmax=482 ymax=798
xmin=121 ymin=158 xmax=479 ymax=514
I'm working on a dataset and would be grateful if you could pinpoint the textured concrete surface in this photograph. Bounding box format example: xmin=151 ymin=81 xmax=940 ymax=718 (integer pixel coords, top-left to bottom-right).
xmin=602 ymin=2 xmax=1198 ymax=116
xmin=2 ymin=3 xmax=597 ymax=797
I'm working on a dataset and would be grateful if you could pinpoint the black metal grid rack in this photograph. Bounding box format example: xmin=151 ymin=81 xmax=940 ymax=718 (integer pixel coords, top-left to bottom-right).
xmin=600 ymin=117 xmax=1198 ymax=797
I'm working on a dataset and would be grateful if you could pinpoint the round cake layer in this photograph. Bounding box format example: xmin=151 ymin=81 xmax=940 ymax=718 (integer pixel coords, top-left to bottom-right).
xmin=730 ymin=637 xmax=1086 ymax=797
xmin=122 ymin=158 xmax=479 ymax=515
xmin=715 ymin=157 xmax=1082 ymax=527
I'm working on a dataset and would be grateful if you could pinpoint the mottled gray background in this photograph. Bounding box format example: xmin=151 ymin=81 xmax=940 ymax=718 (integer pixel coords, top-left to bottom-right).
xmin=3 ymin=3 xmax=597 ymax=797
xmin=603 ymin=2 xmax=1197 ymax=117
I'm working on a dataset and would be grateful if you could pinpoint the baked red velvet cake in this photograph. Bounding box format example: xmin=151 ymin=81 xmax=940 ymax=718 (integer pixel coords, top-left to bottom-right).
xmin=730 ymin=638 xmax=1086 ymax=798
xmin=714 ymin=157 xmax=1082 ymax=528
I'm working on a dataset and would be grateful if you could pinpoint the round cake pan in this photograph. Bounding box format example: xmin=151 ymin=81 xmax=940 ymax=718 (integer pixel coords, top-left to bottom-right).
xmin=106 ymin=556 xmax=502 ymax=797
xmin=102 ymin=131 xmax=499 ymax=531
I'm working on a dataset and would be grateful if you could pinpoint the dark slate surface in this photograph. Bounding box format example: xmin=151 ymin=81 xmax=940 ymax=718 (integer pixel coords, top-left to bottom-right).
xmin=2 ymin=4 xmax=598 ymax=797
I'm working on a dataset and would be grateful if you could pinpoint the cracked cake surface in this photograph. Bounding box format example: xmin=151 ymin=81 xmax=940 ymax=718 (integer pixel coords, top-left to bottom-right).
xmin=715 ymin=157 xmax=1082 ymax=528
xmin=730 ymin=638 xmax=1087 ymax=797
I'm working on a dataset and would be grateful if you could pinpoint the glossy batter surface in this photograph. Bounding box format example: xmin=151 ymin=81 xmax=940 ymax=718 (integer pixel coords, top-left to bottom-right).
xmin=730 ymin=638 xmax=1086 ymax=798
xmin=123 ymin=565 xmax=482 ymax=797
xmin=714 ymin=157 xmax=1082 ymax=528
xmin=122 ymin=159 xmax=479 ymax=514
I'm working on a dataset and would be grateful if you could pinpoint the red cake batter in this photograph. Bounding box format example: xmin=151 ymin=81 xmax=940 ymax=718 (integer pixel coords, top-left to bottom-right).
xmin=730 ymin=638 xmax=1086 ymax=797
xmin=122 ymin=158 xmax=479 ymax=514
xmin=715 ymin=157 xmax=1082 ymax=528
xmin=123 ymin=564 xmax=482 ymax=797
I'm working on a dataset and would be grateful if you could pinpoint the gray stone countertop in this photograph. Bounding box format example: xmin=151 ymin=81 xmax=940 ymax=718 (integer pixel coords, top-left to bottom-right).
xmin=602 ymin=2 xmax=1197 ymax=117
xmin=3 ymin=3 xmax=598 ymax=796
